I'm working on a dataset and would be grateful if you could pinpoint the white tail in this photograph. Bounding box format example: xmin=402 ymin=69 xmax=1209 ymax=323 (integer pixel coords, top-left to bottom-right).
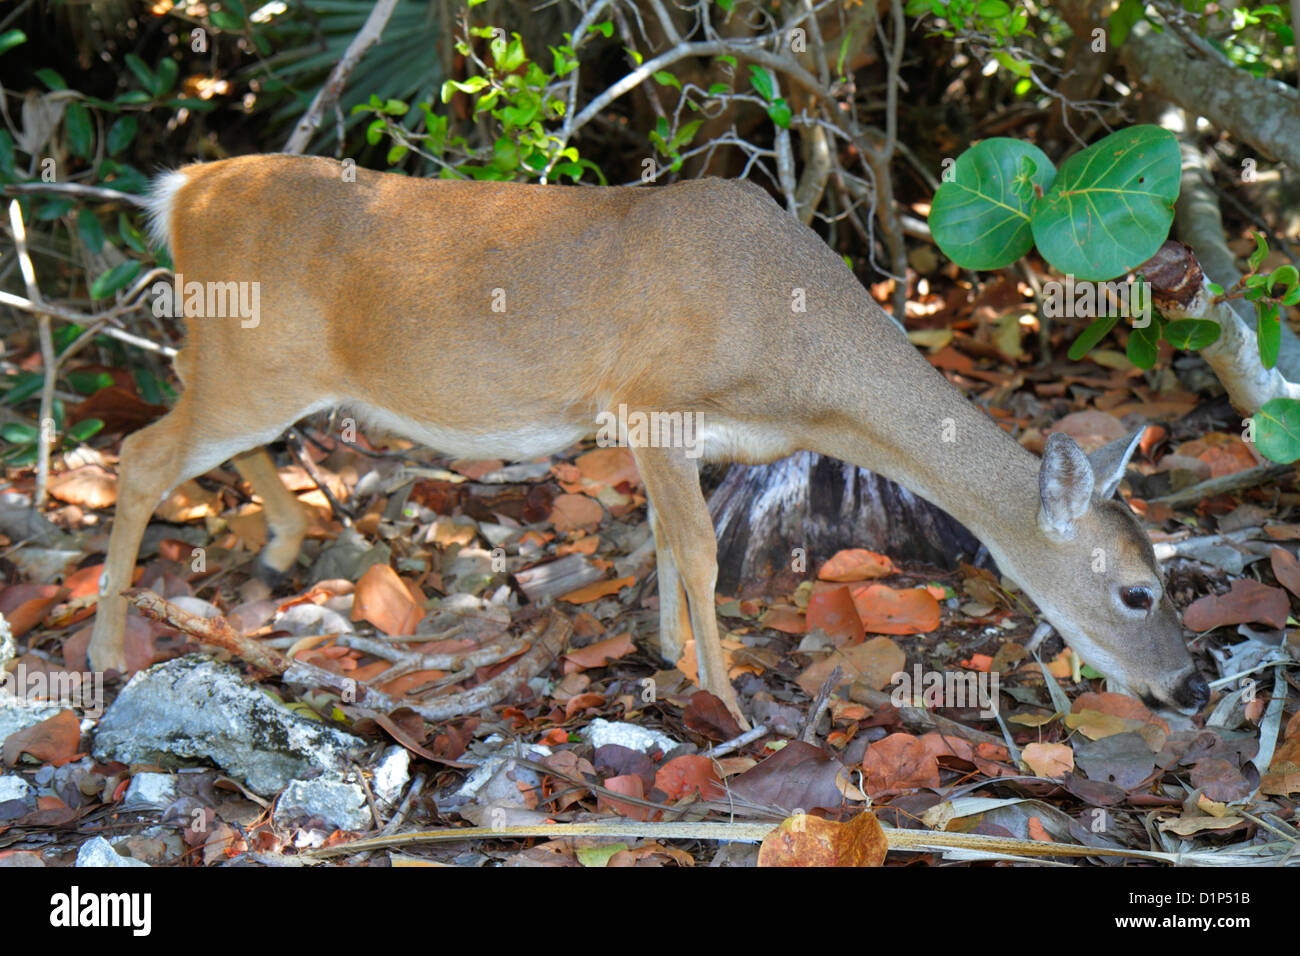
xmin=88 ymin=154 xmax=1209 ymax=725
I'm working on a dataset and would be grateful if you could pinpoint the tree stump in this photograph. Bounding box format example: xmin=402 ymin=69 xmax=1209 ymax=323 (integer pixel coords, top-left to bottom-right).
xmin=708 ymin=452 xmax=987 ymax=597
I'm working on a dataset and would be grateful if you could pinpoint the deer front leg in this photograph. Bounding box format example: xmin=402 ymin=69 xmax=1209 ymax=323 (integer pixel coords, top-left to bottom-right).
xmin=630 ymin=443 xmax=749 ymax=730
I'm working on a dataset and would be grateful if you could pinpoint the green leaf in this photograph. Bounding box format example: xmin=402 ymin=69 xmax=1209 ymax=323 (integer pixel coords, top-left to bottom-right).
xmin=991 ymin=51 xmax=1031 ymax=77
xmin=0 ymin=29 xmax=27 ymax=56
xmin=35 ymin=68 xmax=67 ymax=90
xmin=365 ymin=117 xmax=386 ymax=145
xmin=66 ymin=418 xmax=104 ymax=443
xmin=65 ymin=102 xmax=93 ymax=158
xmin=1161 ymin=319 xmax=1221 ymax=350
xmin=67 ymin=370 xmax=115 ymax=395
xmin=588 ymin=21 xmax=614 ymax=37
xmin=0 ymin=371 xmax=43 ymax=406
xmin=124 ymin=53 xmax=155 ymax=91
xmin=653 ymin=70 xmax=681 ymax=90
xmin=767 ymin=98 xmax=792 ymax=128
xmin=1254 ymin=398 xmax=1300 ymax=463
xmin=441 ymin=76 xmax=489 ymax=101
xmin=929 ymin=138 xmax=1055 ymax=271
xmin=1126 ymin=320 xmax=1161 ymax=369
xmin=1267 ymin=264 xmax=1298 ymax=296
xmin=106 ymin=115 xmax=137 ymax=155
xmin=1031 ymin=126 xmax=1181 ymax=280
xmin=1248 ymin=230 xmax=1269 ymax=272
xmin=1258 ymin=302 xmax=1281 ymax=369
xmin=976 ymin=0 xmax=1011 ymax=16
xmin=152 ymin=58 xmax=179 ymax=97
xmin=1109 ymin=0 xmax=1144 ymax=46
xmin=77 ymin=208 xmax=104 ymax=253
xmin=668 ymin=120 xmax=702 ymax=151
xmin=1067 ymin=314 xmax=1119 ymax=360
xmin=1 ymin=422 xmax=39 ymax=443
xmin=748 ymin=65 xmax=775 ymax=100
xmin=210 ymin=8 xmax=244 ymax=29
xmin=89 ymin=261 xmax=141 ymax=300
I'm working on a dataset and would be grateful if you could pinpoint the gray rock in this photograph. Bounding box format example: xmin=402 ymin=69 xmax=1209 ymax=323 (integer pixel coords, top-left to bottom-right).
xmin=0 ymin=774 xmax=33 ymax=804
xmin=92 ymin=655 xmax=363 ymax=796
xmin=582 ymin=718 xmax=679 ymax=755
xmin=372 ymin=746 xmax=410 ymax=806
xmin=273 ymin=778 xmax=370 ymax=832
xmin=76 ymin=836 xmax=150 ymax=867
xmin=120 ymin=773 xmax=177 ymax=812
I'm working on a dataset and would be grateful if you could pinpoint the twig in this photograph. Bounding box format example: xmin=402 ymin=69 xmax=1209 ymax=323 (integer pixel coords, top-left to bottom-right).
xmin=1148 ymin=462 xmax=1292 ymax=507
xmin=282 ymin=0 xmax=401 ymax=154
xmin=7 ymin=200 xmax=55 ymax=506
xmin=2 ymin=182 xmax=148 ymax=207
xmin=800 ymin=664 xmax=843 ymax=743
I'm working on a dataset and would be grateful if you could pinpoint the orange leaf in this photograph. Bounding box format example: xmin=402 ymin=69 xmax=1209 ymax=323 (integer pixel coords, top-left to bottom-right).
xmin=559 ymin=575 xmax=633 ymax=604
xmin=562 ymin=632 xmax=635 ymax=671
xmin=351 ymin=564 xmax=423 ymax=636
xmin=850 ymin=584 xmax=941 ymax=634
xmin=757 ymin=812 xmax=887 ymax=867
xmin=550 ymin=493 xmax=604 ymax=532
xmin=806 ymin=586 xmax=865 ymax=646
xmin=818 ymin=549 xmax=897 ymax=582
xmin=654 ymin=755 xmax=725 ymax=801
xmin=2 ymin=710 xmax=80 ymax=766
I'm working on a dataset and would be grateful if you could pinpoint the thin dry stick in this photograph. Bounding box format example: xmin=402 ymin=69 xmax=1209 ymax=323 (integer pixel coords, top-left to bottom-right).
xmin=282 ymin=0 xmax=401 ymax=154
xmin=7 ymin=200 xmax=56 ymax=506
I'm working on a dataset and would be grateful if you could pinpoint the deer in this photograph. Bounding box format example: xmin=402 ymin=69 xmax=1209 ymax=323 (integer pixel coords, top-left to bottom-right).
xmin=86 ymin=153 xmax=1210 ymax=729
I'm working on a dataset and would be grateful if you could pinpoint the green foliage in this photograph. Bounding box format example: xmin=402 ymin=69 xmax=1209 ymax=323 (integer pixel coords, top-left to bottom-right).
xmin=930 ymin=126 xmax=1180 ymax=279
xmin=355 ymin=21 xmax=601 ymax=183
xmin=0 ymin=398 xmax=104 ymax=467
xmin=928 ymin=138 xmax=1053 ymax=269
xmin=1254 ymin=398 xmax=1300 ymax=464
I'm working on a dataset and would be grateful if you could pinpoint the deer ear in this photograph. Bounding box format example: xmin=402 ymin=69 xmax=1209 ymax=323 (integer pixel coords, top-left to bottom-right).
xmin=1087 ymin=427 xmax=1145 ymax=500
xmin=1039 ymin=432 xmax=1093 ymax=539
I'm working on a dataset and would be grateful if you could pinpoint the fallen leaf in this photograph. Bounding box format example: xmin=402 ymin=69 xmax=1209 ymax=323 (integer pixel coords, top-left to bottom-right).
xmin=562 ymin=632 xmax=635 ymax=671
xmin=2 ymin=710 xmax=80 ymax=766
xmin=818 ymin=549 xmax=897 ymax=582
xmin=550 ymin=493 xmax=604 ymax=532
xmin=1270 ymin=547 xmax=1300 ymax=602
xmin=1184 ymin=579 xmax=1289 ymax=631
xmin=351 ymin=564 xmax=424 ymax=636
xmin=559 ymin=575 xmax=633 ymax=604
xmin=850 ymin=584 xmax=940 ymax=634
xmin=806 ymin=586 xmax=865 ymax=646
xmin=757 ymin=812 xmax=886 ymax=867
xmin=1022 ymin=742 xmax=1073 ymax=778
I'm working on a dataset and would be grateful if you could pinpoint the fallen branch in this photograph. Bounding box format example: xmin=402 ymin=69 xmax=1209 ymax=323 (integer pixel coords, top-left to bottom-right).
xmin=1149 ymin=462 xmax=1293 ymax=507
xmin=123 ymin=589 xmax=571 ymax=721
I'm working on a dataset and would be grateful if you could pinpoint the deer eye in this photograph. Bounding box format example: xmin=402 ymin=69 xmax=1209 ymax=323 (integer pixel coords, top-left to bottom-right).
xmin=1120 ymin=586 xmax=1154 ymax=611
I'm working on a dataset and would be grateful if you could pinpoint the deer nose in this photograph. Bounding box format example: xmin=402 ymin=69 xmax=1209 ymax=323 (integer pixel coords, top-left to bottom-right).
xmin=1172 ymin=671 xmax=1210 ymax=711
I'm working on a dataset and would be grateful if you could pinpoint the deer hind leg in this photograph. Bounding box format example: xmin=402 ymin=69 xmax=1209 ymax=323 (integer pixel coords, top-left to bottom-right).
xmin=87 ymin=394 xmax=309 ymax=674
xmin=630 ymin=443 xmax=749 ymax=729
xmin=647 ymin=499 xmax=692 ymax=665
xmin=232 ymin=448 xmax=307 ymax=585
